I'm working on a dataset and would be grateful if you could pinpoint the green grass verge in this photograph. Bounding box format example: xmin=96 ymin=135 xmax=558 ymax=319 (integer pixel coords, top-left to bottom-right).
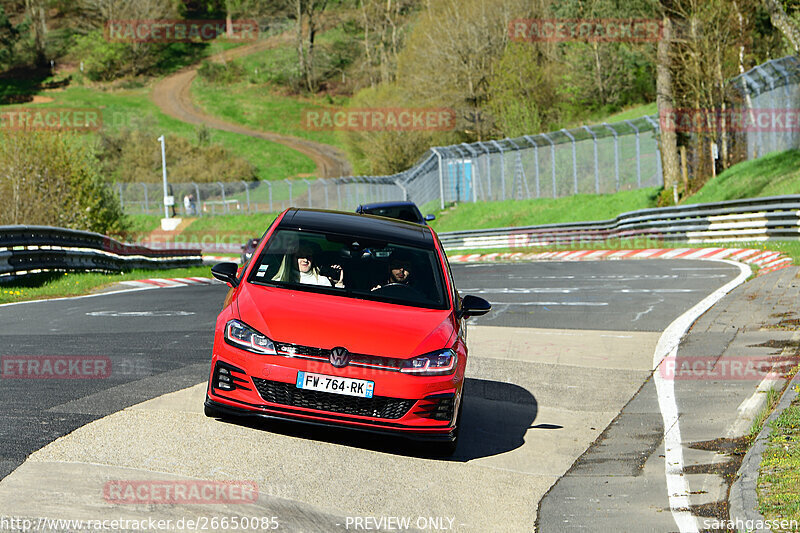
xmin=124 ymin=214 xmax=164 ymax=239
xmin=758 ymin=385 xmax=800 ymax=526
xmin=0 ymin=265 xmax=212 ymax=305
xmin=686 ymin=149 xmax=800 ymax=204
xmin=428 ymin=188 xmax=660 ymax=233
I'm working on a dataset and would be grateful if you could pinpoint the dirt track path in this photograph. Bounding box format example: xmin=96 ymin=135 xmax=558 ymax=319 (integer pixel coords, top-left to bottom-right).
xmin=151 ymin=34 xmax=352 ymax=179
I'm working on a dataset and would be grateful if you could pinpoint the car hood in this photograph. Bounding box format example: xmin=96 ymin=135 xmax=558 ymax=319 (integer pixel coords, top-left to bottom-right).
xmin=235 ymin=284 xmax=455 ymax=358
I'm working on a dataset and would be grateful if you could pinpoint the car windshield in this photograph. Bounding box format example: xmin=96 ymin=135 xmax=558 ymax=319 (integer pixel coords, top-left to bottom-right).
xmin=248 ymin=228 xmax=448 ymax=309
xmin=362 ymin=205 xmax=422 ymax=224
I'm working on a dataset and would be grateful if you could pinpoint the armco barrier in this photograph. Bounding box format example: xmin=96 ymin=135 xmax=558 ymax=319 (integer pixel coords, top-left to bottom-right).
xmin=0 ymin=226 xmax=202 ymax=281
xmin=438 ymin=195 xmax=800 ymax=250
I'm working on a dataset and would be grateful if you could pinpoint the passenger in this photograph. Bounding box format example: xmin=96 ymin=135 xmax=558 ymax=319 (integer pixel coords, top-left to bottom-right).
xmin=273 ymin=242 xmax=343 ymax=287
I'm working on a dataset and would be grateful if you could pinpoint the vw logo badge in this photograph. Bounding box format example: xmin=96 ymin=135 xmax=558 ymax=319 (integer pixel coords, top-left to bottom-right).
xmin=329 ymin=347 xmax=351 ymax=368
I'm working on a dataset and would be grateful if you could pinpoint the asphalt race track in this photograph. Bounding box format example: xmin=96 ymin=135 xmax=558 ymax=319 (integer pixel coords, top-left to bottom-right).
xmin=0 ymin=259 xmax=744 ymax=531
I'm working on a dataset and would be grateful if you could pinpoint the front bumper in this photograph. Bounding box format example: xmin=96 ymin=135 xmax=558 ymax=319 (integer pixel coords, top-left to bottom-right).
xmin=206 ymin=347 xmax=462 ymax=442
xmin=204 ymin=396 xmax=457 ymax=442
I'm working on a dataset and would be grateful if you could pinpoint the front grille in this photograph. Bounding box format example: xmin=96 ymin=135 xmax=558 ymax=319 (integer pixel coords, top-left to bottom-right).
xmin=252 ymin=377 xmax=414 ymax=419
xmin=274 ymin=342 xmax=404 ymax=371
xmin=275 ymin=342 xmax=328 ymax=358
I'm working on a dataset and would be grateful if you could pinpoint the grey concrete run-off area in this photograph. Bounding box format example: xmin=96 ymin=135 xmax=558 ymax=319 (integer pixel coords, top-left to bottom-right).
xmin=538 ymin=266 xmax=800 ymax=532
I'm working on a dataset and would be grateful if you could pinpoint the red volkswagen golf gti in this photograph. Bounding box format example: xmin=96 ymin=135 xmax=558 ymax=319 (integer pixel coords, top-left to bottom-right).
xmin=204 ymin=208 xmax=490 ymax=454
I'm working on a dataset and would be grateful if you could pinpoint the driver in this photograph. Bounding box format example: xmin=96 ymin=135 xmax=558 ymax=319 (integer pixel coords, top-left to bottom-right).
xmin=372 ymin=251 xmax=413 ymax=290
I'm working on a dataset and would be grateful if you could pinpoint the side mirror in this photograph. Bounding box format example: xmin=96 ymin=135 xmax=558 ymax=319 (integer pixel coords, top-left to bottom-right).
xmin=458 ymin=294 xmax=491 ymax=318
xmin=211 ymin=262 xmax=239 ymax=287
xmin=425 ymin=214 xmax=436 ymax=221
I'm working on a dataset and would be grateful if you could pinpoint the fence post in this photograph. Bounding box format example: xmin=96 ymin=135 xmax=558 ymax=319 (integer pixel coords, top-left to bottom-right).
xmin=285 ymin=179 xmax=293 ymax=206
xmin=770 ymin=59 xmax=793 ymax=150
xmin=476 ymin=142 xmax=491 ymax=200
xmin=602 ymin=123 xmax=620 ymax=191
xmin=581 ymin=126 xmax=600 ymax=193
xmin=241 ymin=180 xmax=251 ymax=213
xmin=740 ymin=73 xmax=760 ymax=159
xmin=489 ymin=140 xmax=506 ymax=201
xmin=506 ymin=138 xmax=529 ymax=200
xmin=431 ymin=148 xmax=445 ymax=209
xmin=541 ymin=133 xmax=557 ymax=198
xmin=337 ymin=180 xmax=342 ymax=210
xmin=192 ymin=182 xmax=201 ymax=217
xmin=755 ymin=65 xmax=778 ymax=154
xmin=461 ymin=143 xmax=480 ymax=202
xmin=624 ymin=120 xmax=642 ymax=188
xmin=217 ymin=182 xmax=227 ymax=214
xmin=267 ymin=181 xmax=273 ymax=212
xmin=643 ymin=115 xmax=663 ymax=185
xmin=560 ymin=129 xmax=578 ymax=194
xmin=523 ymin=135 xmax=541 ymax=198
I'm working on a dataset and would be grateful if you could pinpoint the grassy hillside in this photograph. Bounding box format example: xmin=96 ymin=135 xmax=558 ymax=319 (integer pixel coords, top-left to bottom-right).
xmin=14 ymin=85 xmax=316 ymax=180
xmin=685 ymin=149 xmax=800 ymax=204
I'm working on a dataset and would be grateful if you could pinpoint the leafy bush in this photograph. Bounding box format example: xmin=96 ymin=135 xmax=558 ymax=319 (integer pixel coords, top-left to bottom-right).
xmin=0 ymin=130 xmax=127 ymax=236
xmin=197 ymin=60 xmax=246 ymax=84
xmin=96 ymin=124 xmax=258 ymax=183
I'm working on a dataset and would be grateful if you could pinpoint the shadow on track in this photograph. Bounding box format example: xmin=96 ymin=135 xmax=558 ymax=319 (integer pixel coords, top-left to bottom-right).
xmin=212 ymin=378 xmax=539 ymax=461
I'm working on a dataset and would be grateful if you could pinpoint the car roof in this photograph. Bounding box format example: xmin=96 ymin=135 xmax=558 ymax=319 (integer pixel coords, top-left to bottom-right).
xmin=278 ymin=208 xmax=435 ymax=248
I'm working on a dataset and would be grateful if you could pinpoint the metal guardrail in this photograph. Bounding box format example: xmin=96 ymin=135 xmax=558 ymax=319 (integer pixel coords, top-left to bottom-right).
xmin=0 ymin=226 xmax=202 ymax=281
xmin=438 ymin=195 xmax=800 ymax=250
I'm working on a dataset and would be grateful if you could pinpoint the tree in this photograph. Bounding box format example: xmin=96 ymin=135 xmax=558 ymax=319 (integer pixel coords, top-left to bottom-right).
xmin=657 ymin=6 xmax=680 ymax=193
xmin=396 ymin=0 xmax=536 ymax=141
xmin=0 ymin=5 xmax=21 ymax=70
xmin=763 ymin=0 xmax=800 ymax=52
xmin=358 ymin=0 xmax=418 ymax=87
xmin=24 ymin=0 xmax=47 ymax=66
xmin=0 ymin=130 xmax=127 ymax=236
xmin=294 ymin=0 xmax=329 ymax=92
xmin=486 ymin=42 xmax=560 ymax=137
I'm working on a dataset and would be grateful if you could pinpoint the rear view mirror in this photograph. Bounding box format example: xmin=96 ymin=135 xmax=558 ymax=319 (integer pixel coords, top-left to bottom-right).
xmin=425 ymin=214 xmax=436 ymax=221
xmin=211 ymin=262 xmax=239 ymax=287
xmin=458 ymin=294 xmax=491 ymax=318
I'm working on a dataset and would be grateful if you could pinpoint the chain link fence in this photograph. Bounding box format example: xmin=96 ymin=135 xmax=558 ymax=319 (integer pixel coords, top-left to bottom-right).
xmin=729 ymin=55 xmax=800 ymax=161
xmin=117 ymin=55 xmax=800 ymax=217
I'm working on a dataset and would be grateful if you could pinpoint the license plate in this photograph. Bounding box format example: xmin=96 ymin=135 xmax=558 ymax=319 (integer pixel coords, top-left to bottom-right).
xmin=296 ymin=371 xmax=374 ymax=398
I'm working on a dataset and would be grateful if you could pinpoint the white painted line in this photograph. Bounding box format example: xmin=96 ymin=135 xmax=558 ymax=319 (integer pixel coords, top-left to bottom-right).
xmin=670 ymin=267 xmax=734 ymax=271
xmin=652 ymin=259 xmax=751 ymax=533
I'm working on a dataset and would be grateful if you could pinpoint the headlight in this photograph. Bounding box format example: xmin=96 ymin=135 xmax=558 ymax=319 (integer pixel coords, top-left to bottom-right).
xmin=224 ymin=320 xmax=276 ymax=355
xmin=400 ymin=348 xmax=457 ymax=375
